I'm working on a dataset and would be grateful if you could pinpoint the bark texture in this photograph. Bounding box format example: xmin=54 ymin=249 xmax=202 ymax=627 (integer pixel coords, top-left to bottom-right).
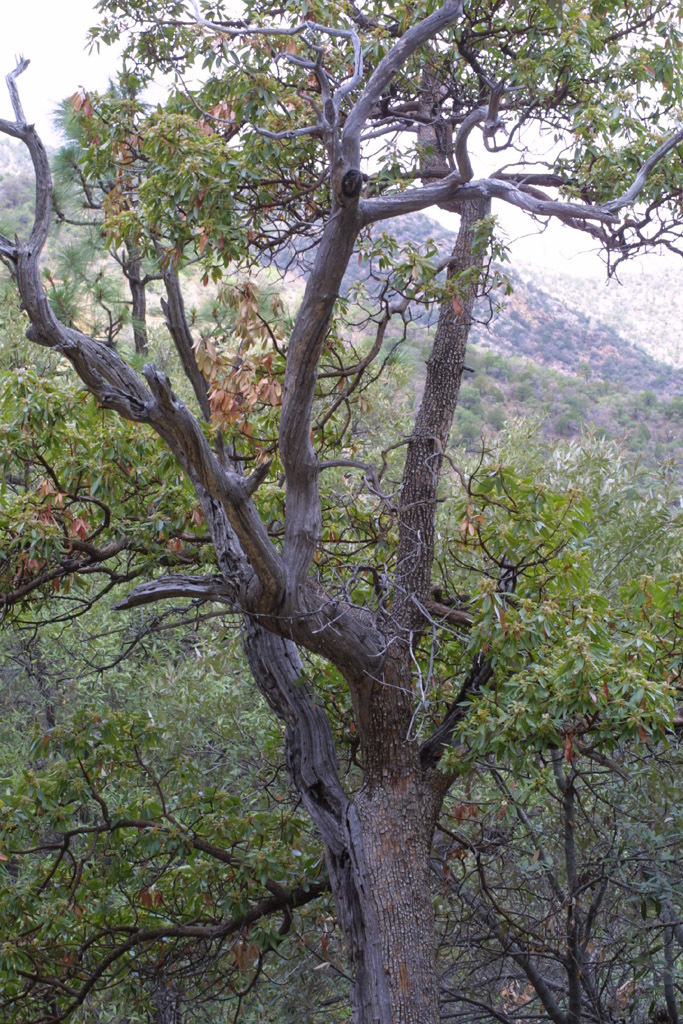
xmin=124 ymin=244 xmax=149 ymax=354
xmin=391 ymin=197 xmax=490 ymax=637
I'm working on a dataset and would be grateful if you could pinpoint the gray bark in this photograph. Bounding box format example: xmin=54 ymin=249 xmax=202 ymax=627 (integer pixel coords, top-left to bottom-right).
xmin=124 ymin=243 xmax=149 ymax=354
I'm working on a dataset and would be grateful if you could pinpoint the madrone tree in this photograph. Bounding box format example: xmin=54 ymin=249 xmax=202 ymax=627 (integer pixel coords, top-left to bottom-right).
xmin=1 ymin=2 xmax=683 ymax=1022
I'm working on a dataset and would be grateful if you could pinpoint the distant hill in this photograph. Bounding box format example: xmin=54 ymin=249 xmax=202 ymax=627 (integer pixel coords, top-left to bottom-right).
xmin=0 ymin=140 xmax=36 ymax=237
xmin=513 ymin=261 xmax=683 ymax=370
xmin=471 ymin=267 xmax=680 ymax=398
xmin=372 ymin=214 xmax=682 ymax=469
xmin=0 ymin=152 xmax=680 ymax=473
xmin=382 ymin=212 xmax=681 ymax=386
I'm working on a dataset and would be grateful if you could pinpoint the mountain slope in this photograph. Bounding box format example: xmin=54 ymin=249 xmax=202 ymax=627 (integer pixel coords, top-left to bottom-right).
xmin=0 ymin=157 xmax=680 ymax=471
xmin=472 ymin=268 xmax=680 ymax=398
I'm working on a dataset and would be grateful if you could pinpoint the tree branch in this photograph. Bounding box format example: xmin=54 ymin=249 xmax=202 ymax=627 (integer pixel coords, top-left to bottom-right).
xmin=0 ymin=61 xmax=286 ymax=601
xmin=33 ymin=877 xmax=328 ymax=1024
xmin=419 ymin=653 xmax=493 ymax=771
xmin=453 ymin=105 xmax=487 ymax=181
xmin=366 ymin=121 xmax=683 ymax=229
xmin=603 ymin=124 xmax=683 ymax=213
xmin=160 ymin=269 xmax=212 ymax=422
xmin=362 ymin=175 xmax=619 ymax=226
xmin=341 ymin=1 xmax=464 ymax=168
xmin=277 ymin=204 xmax=362 ymax=591
xmin=113 ymin=574 xmax=234 ymax=610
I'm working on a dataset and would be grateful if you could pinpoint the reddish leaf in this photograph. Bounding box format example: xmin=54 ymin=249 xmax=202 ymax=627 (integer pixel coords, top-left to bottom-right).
xmin=139 ymin=889 xmax=154 ymax=909
xmin=72 ymin=516 xmax=90 ymax=540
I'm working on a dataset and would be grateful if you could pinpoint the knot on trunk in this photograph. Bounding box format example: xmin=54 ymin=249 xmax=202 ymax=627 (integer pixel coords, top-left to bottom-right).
xmin=341 ymin=169 xmax=363 ymax=199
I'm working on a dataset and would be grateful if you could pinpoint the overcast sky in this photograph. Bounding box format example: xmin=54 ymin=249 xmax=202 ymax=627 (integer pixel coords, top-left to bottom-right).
xmin=0 ymin=0 xmax=121 ymax=145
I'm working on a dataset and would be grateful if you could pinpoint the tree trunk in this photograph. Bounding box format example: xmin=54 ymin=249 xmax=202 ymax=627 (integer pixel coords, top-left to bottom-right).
xmin=151 ymin=979 xmax=182 ymax=1024
xmin=354 ymin=771 xmax=441 ymax=1023
xmin=243 ymin=621 xmax=444 ymax=1023
xmin=350 ymin=646 xmax=444 ymax=1024
xmin=125 ymin=243 xmax=148 ymax=354
xmin=353 ymin=800 xmax=439 ymax=1022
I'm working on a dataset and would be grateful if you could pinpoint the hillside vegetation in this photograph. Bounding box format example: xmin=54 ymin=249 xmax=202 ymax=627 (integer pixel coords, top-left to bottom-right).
xmin=374 ymin=214 xmax=682 ymax=469
xmin=1 ymin=156 xmax=681 ymax=473
xmin=0 ymin=140 xmax=35 ymax=238
xmin=515 ymin=260 xmax=683 ymax=369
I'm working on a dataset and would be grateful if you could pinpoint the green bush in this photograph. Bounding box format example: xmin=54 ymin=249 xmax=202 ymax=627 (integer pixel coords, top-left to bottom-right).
xmin=486 ymin=405 xmax=506 ymax=430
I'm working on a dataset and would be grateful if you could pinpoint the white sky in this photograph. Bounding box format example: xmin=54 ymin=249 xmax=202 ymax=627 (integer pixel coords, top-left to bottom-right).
xmin=0 ymin=0 xmax=674 ymax=287
xmin=0 ymin=0 xmax=121 ymax=146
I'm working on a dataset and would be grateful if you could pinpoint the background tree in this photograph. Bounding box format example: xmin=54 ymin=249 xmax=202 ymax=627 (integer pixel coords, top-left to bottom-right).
xmin=1 ymin=2 xmax=682 ymax=1022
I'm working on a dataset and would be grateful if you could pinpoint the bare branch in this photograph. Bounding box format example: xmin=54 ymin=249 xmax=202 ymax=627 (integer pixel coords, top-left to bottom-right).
xmin=319 ymin=457 xmax=383 ymax=495
xmin=603 ymin=124 xmax=683 ymax=213
xmin=188 ymin=0 xmax=356 ymax=45
xmin=453 ymin=105 xmax=487 ymax=181
xmin=422 ymin=599 xmax=473 ymax=628
xmin=0 ymin=68 xmax=286 ymax=601
xmin=362 ymin=175 xmax=619 ymax=225
xmin=255 ymin=123 xmax=323 ymax=141
xmin=113 ymin=574 xmax=235 ymax=610
xmin=5 ymin=56 xmax=30 ymax=123
xmin=142 ymin=363 xmax=285 ymax=595
xmin=1 ymin=60 xmax=52 ymax=253
xmin=334 ymin=22 xmax=364 ymax=112
xmin=341 ymin=1 xmax=464 ymax=167
xmin=244 ymin=457 xmax=273 ymax=497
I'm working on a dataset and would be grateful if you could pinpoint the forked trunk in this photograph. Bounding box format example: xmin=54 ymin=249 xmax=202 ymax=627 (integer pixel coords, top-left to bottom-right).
xmin=244 ymin=624 xmax=443 ymax=1024
xmin=241 ymin=201 xmax=492 ymax=1023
